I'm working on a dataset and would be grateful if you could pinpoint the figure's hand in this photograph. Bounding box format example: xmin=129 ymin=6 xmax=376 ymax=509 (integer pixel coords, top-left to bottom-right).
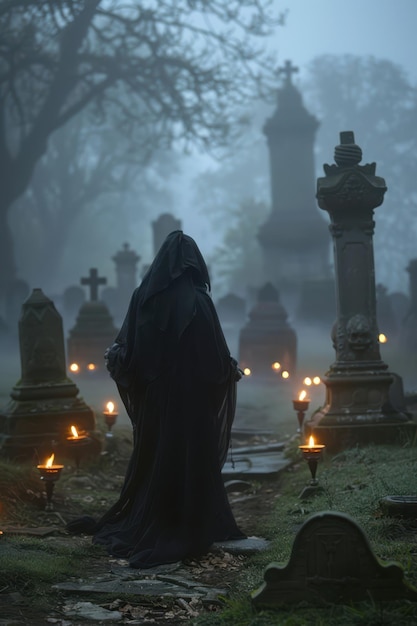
xmin=104 ymin=344 xmax=116 ymax=368
xmin=235 ymin=367 xmax=244 ymax=381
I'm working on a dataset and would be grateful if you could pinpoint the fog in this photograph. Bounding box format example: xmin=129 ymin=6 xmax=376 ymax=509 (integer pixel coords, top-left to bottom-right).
xmin=2 ymin=0 xmax=417 ymax=405
xmin=6 ymin=0 xmax=417 ymax=302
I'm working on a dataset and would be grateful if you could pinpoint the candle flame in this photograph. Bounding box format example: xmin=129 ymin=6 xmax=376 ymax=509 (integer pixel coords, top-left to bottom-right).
xmin=70 ymin=425 xmax=79 ymax=438
xmin=69 ymin=363 xmax=79 ymax=373
xmin=281 ymin=370 xmax=290 ymax=379
xmin=271 ymin=361 xmax=281 ymax=371
xmin=106 ymin=401 xmax=115 ymax=414
xmin=46 ymin=453 xmax=55 ymax=467
xmin=299 ymin=390 xmax=307 ymax=401
xmin=303 ymin=377 xmax=312 ymax=386
xmin=87 ymin=363 xmax=96 ymax=371
xmin=379 ymin=333 xmax=387 ymax=344
xmin=313 ymin=376 xmax=321 ymax=385
xmin=308 ymin=436 xmax=315 ymax=448
xmin=243 ymin=367 xmax=251 ymax=376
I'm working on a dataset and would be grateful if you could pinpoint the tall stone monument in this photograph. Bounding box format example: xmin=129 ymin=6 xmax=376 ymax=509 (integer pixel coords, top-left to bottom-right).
xmin=0 ymin=288 xmax=97 ymax=459
xmin=305 ymin=131 xmax=416 ymax=451
xmin=258 ymin=60 xmax=334 ymax=322
xmin=67 ymin=268 xmax=117 ymax=373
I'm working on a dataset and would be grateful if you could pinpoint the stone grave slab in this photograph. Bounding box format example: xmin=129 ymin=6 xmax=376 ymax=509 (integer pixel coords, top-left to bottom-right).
xmin=252 ymin=510 xmax=417 ymax=607
xmin=222 ymin=451 xmax=290 ymax=479
xmin=53 ymin=576 xmax=227 ymax=604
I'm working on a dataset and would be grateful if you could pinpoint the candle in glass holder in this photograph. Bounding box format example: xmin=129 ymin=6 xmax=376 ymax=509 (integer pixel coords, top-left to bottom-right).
xmin=66 ymin=425 xmax=90 ymax=471
xmin=298 ymin=435 xmax=326 ymax=498
xmin=293 ymin=390 xmax=310 ymax=434
xmin=103 ymin=401 xmax=118 ymax=434
xmin=37 ymin=453 xmax=64 ymax=510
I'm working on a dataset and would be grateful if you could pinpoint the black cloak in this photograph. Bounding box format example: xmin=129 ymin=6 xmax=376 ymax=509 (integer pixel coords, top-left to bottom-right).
xmin=70 ymin=231 xmax=245 ymax=568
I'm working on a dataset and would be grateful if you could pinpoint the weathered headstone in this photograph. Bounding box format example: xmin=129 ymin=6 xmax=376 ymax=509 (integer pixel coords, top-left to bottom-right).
xmin=376 ymin=283 xmax=397 ymax=339
xmin=0 ymin=288 xmax=97 ymax=459
xmin=238 ymin=282 xmax=297 ymax=379
xmin=400 ymin=259 xmax=417 ymax=355
xmin=108 ymin=242 xmax=140 ymax=324
xmin=252 ymin=511 xmax=417 ymax=607
xmin=305 ymin=132 xmax=416 ymax=451
xmin=67 ymin=268 xmax=117 ymax=374
xmin=258 ymin=59 xmax=334 ymax=320
xmin=152 ymin=214 xmax=182 ymax=256
xmin=62 ymin=285 xmax=86 ymax=325
xmin=5 ymin=278 xmax=30 ymax=332
xmin=216 ymin=292 xmax=246 ymax=358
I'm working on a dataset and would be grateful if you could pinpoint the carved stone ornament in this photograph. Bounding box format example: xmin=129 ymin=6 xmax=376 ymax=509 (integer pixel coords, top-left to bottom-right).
xmin=252 ymin=511 xmax=417 ymax=607
xmin=346 ymin=314 xmax=373 ymax=352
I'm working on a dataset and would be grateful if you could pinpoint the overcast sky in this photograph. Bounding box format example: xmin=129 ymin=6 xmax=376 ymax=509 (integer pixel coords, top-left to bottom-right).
xmin=178 ymin=0 xmax=417 ymax=247
xmin=275 ymin=0 xmax=417 ymax=83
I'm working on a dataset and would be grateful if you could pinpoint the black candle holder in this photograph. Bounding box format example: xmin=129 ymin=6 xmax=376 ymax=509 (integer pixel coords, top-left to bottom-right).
xmin=293 ymin=396 xmax=310 ymax=434
xmin=103 ymin=409 xmax=118 ymax=436
xmin=298 ymin=438 xmax=325 ymax=499
xmin=65 ymin=432 xmax=91 ymax=472
xmin=37 ymin=457 xmax=64 ymax=511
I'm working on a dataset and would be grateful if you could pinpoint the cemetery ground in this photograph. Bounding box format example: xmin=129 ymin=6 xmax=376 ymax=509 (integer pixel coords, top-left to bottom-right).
xmin=1 ymin=342 xmax=417 ymax=625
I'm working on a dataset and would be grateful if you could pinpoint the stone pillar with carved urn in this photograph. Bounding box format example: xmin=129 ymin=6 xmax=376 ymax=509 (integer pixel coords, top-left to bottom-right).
xmin=304 ymin=131 xmax=416 ymax=451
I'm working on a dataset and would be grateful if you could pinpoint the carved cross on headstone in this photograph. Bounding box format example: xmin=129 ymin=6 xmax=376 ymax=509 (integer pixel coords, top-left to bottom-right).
xmin=278 ymin=59 xmax=299 ymax=85
xmin=81 ymin=268 xmax=107 ymax=302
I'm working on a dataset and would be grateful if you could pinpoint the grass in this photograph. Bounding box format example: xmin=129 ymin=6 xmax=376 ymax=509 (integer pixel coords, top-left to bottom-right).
xmin=193 ymin=442 xmax=417 ymax=625
xmin=1 ymin=427 xmax=417 ymax=624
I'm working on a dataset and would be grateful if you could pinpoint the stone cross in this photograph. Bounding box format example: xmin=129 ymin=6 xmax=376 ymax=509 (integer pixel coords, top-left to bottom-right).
xmin=81 ymin=268 xmax=107 ymax=302
xmin=278 ymin=59 xmax=299 ymax=84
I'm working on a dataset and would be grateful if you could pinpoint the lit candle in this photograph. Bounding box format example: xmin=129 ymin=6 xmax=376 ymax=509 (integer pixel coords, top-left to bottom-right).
xmin=37 ymin=453 xmax=64 ymax=473
xmin=103 ymin=401 xmax=118 ymax=435
xmin=66 ymin=425 xmax=88 ymax=442
xmin=65 ymin=426 xmax=90 ymax=472
xmin=293 ymin=390 xmax=311 ymax=433
xmin=298 ymin=436 xmax=326 ymax=494
xmin=37 ymin=454 xmax=64 ymax=511
xmin=299 ymin=435 xmax=325 ymax=454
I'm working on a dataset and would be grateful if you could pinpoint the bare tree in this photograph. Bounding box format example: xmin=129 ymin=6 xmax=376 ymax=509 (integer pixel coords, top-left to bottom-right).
xmin=303 ymin=54 xmax=417 ymax=293
xmin=0 ymin=0 xmax=284 ymax=290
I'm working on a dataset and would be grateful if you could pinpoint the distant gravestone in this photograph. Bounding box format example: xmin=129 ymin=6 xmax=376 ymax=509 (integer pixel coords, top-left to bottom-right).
xmin=62 ymin=286 xmax=86 ymax=324
xmin=110 ymin=242 xmax=140 ymax=323
xmin=216 ymin=293 xmax=246 ymax=358
xmin=5 ymin=278 xmax=30 ymax=331
xmin=0 ymin=288 xmax=97 ymax=460
xmin=216 ymin=293 xmax=246 ymax=324
xmin=252 ymin=511 xmax=417 ymax=607
xmin=67 ymin=269 xmax=117 ymax=373
xmin=389 ymin=291 xmax=409 ymax=331
xmin=152 ymin=214 xmax=182 ymax=256
xmin=400 ymin=259 xmax=417 ymax=354
xmin=238 ymin=282 xmax=297 ymax=379
xmin=376 ymin=283 xmax=397 ymax=339
xmin=101 ymin=286 xmax=119 ymax=323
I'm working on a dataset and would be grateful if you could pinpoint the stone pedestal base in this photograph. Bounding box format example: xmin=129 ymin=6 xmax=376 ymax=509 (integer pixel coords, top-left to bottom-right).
xmin=0 ymin=384 xmax=101 ymax=461
xmin=305 ymin=414 xmax=417 ymax=453
xmin=304 ymin=368 xmax=417 ymax=452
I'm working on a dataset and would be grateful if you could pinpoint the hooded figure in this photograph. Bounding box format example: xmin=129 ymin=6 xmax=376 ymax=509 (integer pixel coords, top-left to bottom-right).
xmin=68 ymin=231 xmax=244 ymax=568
